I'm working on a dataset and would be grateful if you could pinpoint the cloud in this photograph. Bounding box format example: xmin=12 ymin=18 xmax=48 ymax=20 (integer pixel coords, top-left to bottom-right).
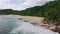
xmin=22 ymin=0 xmax=54 ymax=6
xmin=0 ymin=0 xmax=23 ymax=10
xmin=0 ymin=0 xmax=10 ymax=4
xmin=0 ymin=0 xmax=54 ymax=10
xmin=21 ymin=0 xmax=41 ymax=5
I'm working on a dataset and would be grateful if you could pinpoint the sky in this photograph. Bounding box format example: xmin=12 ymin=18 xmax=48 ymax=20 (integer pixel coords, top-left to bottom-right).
xmin=0 ymin=0 xmax=54 ymax=10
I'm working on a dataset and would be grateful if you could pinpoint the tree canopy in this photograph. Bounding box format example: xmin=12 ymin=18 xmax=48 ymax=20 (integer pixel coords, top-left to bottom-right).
xmin=0 ymin=0 xmax=59 ymax=22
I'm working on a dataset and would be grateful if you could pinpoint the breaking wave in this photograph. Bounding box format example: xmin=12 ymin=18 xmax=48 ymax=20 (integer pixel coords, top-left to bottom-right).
xmin=0 ymin=15 xmax=58 ymax=34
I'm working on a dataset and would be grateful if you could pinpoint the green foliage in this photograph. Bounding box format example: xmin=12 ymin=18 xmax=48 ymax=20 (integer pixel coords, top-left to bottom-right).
xmin=0 ymin=0 xmax=60 ymax=22
xmin=0 ymin=9 xmax=21 ymax=15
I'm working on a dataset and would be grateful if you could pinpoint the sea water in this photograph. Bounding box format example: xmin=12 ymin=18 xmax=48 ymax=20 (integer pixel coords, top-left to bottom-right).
xmin=0 ymin=15 xmax=59 ymax=34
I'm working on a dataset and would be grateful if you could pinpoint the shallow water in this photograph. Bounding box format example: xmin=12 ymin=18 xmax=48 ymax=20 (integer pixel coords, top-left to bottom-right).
xmin=0 ymin=15 xmax=59 ymax=34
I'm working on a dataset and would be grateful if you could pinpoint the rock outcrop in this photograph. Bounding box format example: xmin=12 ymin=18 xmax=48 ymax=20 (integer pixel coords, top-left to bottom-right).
xmin=42 ymin=19 xmax=60 ymax=33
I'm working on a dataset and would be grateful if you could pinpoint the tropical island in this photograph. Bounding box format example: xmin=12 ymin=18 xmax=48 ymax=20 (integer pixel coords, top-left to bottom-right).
xmin=0 ymin=0 xmax=60 ymax=34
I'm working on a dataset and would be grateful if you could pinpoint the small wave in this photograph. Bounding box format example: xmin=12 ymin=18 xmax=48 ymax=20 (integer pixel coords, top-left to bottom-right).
xmin=0 ymin=16 xmax=59 ymax=34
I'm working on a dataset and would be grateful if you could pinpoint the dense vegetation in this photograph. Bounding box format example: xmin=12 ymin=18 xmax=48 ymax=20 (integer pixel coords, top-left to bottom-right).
xmin=0 ymin=0 xmax=59 ymax=23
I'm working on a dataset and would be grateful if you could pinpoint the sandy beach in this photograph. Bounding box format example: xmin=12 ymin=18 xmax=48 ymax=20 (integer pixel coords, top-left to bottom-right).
xmin=0 ymin=15 xmax=59 ymax=34
xmin=0 ymin=15 xmax=60 ymax=33
xmin=0 ymin=15 xmax=59 ymax=31
xmin=4 ymin=15 xmax=45 ymax=25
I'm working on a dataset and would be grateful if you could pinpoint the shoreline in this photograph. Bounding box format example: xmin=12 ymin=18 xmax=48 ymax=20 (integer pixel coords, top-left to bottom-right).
xmin=1 ymin=15 xmax=44 ymax=24
xmin=0 ymin=15 xmax=60 ymax=33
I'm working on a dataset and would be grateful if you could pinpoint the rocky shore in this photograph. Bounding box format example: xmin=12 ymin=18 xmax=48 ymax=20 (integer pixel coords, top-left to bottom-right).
xmin=42 ymin=19 xmax=60 ymax=33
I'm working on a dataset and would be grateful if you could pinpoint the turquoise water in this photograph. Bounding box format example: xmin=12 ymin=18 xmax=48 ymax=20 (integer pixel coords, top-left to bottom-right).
xmin=0 ymin=16 xmax=59 ymax=34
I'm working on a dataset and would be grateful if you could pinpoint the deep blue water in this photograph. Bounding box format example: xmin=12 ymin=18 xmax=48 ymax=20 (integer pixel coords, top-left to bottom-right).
xmin=0 ymin=15 xmax=59 ymax=34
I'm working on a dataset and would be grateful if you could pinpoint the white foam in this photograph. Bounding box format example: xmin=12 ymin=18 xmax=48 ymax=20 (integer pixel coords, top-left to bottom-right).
xmin=0 ymin=15 xmax=59 ymax=34
xmin=10 ymin=20 xmax=58 ymax=34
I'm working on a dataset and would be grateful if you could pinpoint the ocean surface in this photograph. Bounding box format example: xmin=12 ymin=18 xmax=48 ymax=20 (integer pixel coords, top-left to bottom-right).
xmin=0 ymin=15 xmax=59 ymax=34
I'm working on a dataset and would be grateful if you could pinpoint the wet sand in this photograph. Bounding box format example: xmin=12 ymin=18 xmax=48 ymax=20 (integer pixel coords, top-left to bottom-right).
xmin=5 ymin=15 xmax=44 ymax=25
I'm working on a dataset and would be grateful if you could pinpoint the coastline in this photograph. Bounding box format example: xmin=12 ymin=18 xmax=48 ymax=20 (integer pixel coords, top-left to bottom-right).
xmin=2 ymin=15 xmax=44 ymax=24
xmin=0 ymin=15 xmax=60 ymax=33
